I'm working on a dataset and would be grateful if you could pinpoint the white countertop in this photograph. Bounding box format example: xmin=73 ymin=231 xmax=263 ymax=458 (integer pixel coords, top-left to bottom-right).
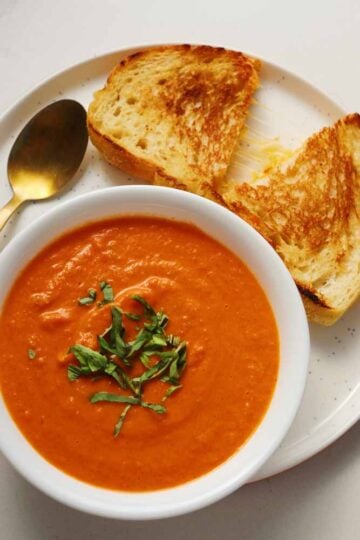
xmin=0 ymin=0 xmax=359 ymax=538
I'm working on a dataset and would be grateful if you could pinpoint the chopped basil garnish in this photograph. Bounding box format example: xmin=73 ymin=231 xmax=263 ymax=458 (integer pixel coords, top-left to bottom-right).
xmin=124 ymin=312 xmax=141 ymax=321
xmin=90 ymin=392 xmax=140 ymax=405
xmin=27 ymin=348 xmax=36 ymax=360
xmin=100 ymin=281 xmax=114 ymax=304
xmin=78 ymin=288 xmax=97 ymax=305
xmin=162 ymin=384 xmax=182 ymax=401
xmin=114 ymin=405 xmax=131 ymax=437
xmin=140 ymin=401 xmax=166 ymax=414
xmin=67 ymin=291 xmax=187 ymax=437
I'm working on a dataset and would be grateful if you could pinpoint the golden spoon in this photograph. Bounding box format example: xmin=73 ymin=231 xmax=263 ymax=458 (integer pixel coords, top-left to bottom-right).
xmin=0 ymin=99 xmax=88 ymax=231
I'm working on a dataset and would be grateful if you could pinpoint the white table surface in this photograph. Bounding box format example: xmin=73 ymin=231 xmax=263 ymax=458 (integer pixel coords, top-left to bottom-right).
xmin=0 ymin=0 xmax=359 ymax=538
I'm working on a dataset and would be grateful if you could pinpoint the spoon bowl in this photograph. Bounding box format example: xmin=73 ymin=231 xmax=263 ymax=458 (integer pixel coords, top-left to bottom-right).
xmin=1 ymin=100 xmax=88 ymax=230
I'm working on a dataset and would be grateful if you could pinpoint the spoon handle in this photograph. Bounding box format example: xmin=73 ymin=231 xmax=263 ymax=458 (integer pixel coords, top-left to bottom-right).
xmin=0 ymin=195 xmax=23 ymax=232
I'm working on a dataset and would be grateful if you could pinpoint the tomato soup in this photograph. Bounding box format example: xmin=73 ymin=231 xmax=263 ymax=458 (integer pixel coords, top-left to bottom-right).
xmin=0 ymin=217 xmax=279 ymax=491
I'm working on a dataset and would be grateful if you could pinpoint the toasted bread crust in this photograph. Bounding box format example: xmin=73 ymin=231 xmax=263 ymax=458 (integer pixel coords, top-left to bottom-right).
xmin=300 ymin=295 xmax=342 ymax=326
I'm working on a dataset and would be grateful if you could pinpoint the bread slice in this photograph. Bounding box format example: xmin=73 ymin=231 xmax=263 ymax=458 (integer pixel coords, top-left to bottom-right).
xmin=88 ymin=45 xmax=260 ymax=199
xmin=224 ymin=114 xmax=360 ymax=325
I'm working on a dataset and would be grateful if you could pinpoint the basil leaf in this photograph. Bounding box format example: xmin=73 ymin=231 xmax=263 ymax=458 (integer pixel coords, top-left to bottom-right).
xmin=162 ymin=384 xmax=182 ymax=401
xmin=131 ymin=295 xmax=156 ymax=318
xmin=111 ymin=371 xmax=127 ymax=390
xmin=124 ymin=312 xmax=141 ymax=321
xmin=104 ymin=362 xmax=127 ymax=390
xmin=126 ymin=328 xmax=151 ymax=359
xmin=104 ymin=362 xmax=117 ymax=375
xmin=109 ymin=307 xmax=129 ymax=363
xmin=139 ymin=352 xmax=152 ymax=369
xmin=88 ymin=288 xmax=97 ymax=299
xmin=168 ymin=345 xmax=187 ymax=384
xmin=110 ymin=306 xmax=125 ymax=340
xmin=148 ymin=335 xmax=167 ymax=347
xmin=78 ymin=288 xmax=97 ymax=305
xmin=133 ymin=358 xmax=171 ymax=384
xmin=100 ymin=281 xmax=114 ymax=304
xmin=98 ymin=335 xmax=117 ymax=356
xmin=169 ymin=354 xmax=180 ymax=382
xmin=156 ymin=312 xmax=168 ymax=329
xmin=78 ymin=297 xmax=95 ymax=305
xmin=90 ymin=392 xmax=140 ymax=405
xmin=27 ymin=348 xmax=36 ymax=360
xmin=177 ymin=342 xmax=187 ymax=376
xmin=70 ymin=345 xmax=108 ymax=371
xmin=114 ymin=405 xmax=132 ymax=437
xmin=115 ymin=335 xmax=129 ymax=363
xmin=68 ymin=365 xmax=82 ymax=381
xmin=124 ymin=373 xmax=141 ymax=396
xmin=167 ymin=334 xmax=180 ymax=347
xmin=163 ymin=376 xmax=180 ymax=385
xmin=140 ymin=401 xmax=167 ymax=414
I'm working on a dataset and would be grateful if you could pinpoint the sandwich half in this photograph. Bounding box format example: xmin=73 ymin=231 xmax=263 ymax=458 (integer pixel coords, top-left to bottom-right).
xmin=224 ymin=114 xmax=360 ymax=325
xmin=88 ymin=44 xmax=260 ymax=200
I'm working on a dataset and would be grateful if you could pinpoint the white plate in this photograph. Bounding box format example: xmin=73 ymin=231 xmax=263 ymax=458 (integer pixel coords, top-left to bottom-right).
xmin=0 ymin=46 xmax=358 ymax=482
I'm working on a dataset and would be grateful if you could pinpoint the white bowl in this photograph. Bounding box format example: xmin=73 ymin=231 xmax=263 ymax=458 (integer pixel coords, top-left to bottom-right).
xmin=0 ymin=185 xmax=309 ymax=520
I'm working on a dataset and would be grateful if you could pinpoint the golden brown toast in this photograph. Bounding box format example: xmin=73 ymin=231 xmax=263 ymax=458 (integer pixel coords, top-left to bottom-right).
xmin=88 ymin=45 xmax=260 ymax=199
xmin=87 ymin=46 xmax=360 ymax=325
xmin=224 ymin=114 xmax=360 ymax=325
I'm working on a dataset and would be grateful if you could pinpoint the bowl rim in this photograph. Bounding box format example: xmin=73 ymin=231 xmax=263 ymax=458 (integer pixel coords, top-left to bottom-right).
xmin=0 ymin=185 xmax=310 ymax=519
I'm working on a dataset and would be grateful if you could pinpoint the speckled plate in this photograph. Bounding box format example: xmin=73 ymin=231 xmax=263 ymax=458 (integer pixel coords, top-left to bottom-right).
xmin=0 ymin=46 xmax=358 ymax=481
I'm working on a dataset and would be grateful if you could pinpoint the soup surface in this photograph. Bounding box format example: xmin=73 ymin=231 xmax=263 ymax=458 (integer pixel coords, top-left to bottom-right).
xmin=0 ymin=217 xmax=279 ymax=491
